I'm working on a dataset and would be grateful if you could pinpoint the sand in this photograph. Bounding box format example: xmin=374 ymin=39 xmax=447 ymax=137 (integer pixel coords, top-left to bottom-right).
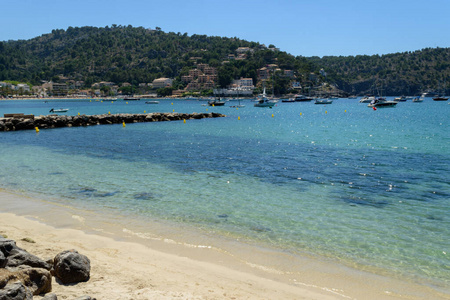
xmin=1 ymin=190 xmax=448 ymax=300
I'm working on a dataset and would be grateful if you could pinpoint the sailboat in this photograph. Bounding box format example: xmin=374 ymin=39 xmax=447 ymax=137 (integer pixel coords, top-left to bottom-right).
xmin=433 ymin=81 xmax=448 ymax=101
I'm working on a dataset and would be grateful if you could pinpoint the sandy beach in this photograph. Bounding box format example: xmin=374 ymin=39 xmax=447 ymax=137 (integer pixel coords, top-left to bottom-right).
xmin=1 ymin=190 xmax=447 ymax=300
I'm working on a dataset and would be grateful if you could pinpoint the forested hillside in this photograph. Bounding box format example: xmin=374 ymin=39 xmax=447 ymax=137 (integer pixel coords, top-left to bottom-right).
xmin=0 ymin=25 xmax=449 ymax=96
xmin=307 ymin=48 xmax=450 ymax=95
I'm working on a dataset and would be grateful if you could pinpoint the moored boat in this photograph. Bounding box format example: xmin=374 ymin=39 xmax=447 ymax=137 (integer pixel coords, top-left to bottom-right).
xmin=145 ymin=101 xmax=159 ymax=104
xmin=314 ymin=98 xmax=333 ymax=104
xmin=367 ymin=98 xmax=397 ymax=108
xmin=49 ymin=108 xmax=69 ymax=113
xmin=254 ymin=87 xmax=277 ymax=107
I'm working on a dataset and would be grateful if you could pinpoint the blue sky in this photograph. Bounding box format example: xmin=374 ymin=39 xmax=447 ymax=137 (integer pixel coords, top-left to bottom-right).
xmin=2 ymin=0 xmax=449 ymax=57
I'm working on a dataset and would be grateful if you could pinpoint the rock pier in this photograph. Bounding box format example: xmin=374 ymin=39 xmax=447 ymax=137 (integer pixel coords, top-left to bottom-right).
xmin=0 ymin=112 xmax=225 ymax=131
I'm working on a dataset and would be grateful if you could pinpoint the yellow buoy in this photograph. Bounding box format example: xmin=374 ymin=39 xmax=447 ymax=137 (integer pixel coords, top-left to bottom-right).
xmin=171 ymin=102 xmax=173 ymax=105
xmin=126 ymin=102 xmax=128 ymax=104
xmin=300 ymin=112 xmax=302 ymax=116
xmin=325 ymin=111 xmax=328 ymax=114
xmin=101 ymin=100 xmax=103 ymax=103
xmin=35 ymin=127 xmax=39 ymax=133
xmin=212 ymin=104 xmax=215 ymax=107
xmin=78 ymin=112 xmax=80 ymax=116
xmin=111 ymin=101 xmax=114 ymax=103
xmin=238 ymin=116 xmax=240 ymax=120
xmin=345 ymin=110 xmax=347 ymax=112
xmin=173 ymin=109 xmax=175 ymax=112
xmin=144 ymin=110 xmax=146 ymax=113
xmin=183 ymin=119 xmax=186 ymax=123
xmin=272 ymin=114 xmax=274 ymax=118
xmin=108 ymin=111 xmax=110 ymax=115
xmin=206 ymin=108 xmax=208 ymax=111
xmin=123 ymin=122 xmax=126 ymax=127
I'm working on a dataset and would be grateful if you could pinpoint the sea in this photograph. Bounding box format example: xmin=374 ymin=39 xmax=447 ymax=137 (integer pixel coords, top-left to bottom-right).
xmin=0 ymin=97 xmax=449 ymax=298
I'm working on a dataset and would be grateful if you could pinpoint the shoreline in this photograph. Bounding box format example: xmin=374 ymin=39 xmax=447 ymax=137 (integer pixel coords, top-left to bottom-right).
xmin=1 ymin=189 xmax=447 ymax=299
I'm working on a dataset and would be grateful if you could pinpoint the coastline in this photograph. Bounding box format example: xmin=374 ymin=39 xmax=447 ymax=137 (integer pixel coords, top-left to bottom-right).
xmin=1 ymin=189 xmax=447 ymax=300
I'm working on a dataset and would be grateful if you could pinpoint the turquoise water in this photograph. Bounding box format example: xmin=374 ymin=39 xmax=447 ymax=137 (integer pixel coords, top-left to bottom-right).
xmin=1 ymin=98 xmax=449 ymax=291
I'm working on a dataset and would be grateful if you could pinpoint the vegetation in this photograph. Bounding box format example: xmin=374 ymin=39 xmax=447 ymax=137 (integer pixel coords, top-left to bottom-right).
xmin=0 ymin=25 xmax=449 ymax=96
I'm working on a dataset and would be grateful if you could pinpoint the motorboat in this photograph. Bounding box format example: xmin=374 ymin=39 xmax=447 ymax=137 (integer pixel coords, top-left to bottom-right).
xmin=359 ymin=96 xmax=376 ymax=103
xmin=49 ymin=108 xmax=69 ymax=113
xmin=393 ymin=96 xmax=407 ymax=102
xmin=293 ymin=94 xmax=313 ymax=102
xmin=123 ymin=97 xmax=140 ymax=101
xmin=145 ymin=101 xmax=159 ymax=104
xmin=281 ymin=98 xmax=296 ymax=103
xmin=432 ymin=96 xmax=448 ymax=101
xmin=367 ymin=98 xmax=397 ymax=108
xmin=208 ymin=99 xmax=226 ymax=106
xmin=314 ymin=98 xmax=333 ymax=104
xmin=254 ymin=88 xmax=278 ymax=107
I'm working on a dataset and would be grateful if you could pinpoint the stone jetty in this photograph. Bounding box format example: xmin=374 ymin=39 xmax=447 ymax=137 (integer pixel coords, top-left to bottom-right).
xmin=0 ymin=112 xmax=225 ymax=131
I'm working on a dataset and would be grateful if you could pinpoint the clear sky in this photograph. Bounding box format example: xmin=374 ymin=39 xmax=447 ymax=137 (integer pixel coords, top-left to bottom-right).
xmin=1 ymin=0 xmax=449 ymax=57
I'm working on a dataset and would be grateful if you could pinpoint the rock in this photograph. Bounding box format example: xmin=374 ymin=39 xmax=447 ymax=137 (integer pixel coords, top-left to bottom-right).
xmin=0 ymin=268 xmax=51 ymax=296
xmin=0 ymin=251 xmax=6 ymax=268
xmin=53 ymin=250 xmax=90 ymax=284
xmin=6 ymin=248 xmax=52 ymax=270
xmin=73 ymin=296 xmax=96 ymax=300
xmin=41 ymin=293 xmax=58 ymax=300
xmin=0 ymin=281 xmax=32 ymax=300
xmin=0 ymin=237 xmax=19 ymax=257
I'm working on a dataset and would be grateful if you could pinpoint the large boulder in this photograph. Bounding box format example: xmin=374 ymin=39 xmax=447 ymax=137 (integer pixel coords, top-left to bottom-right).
xmin=53 ymin=250 xmax=90 ymax=284
xmin=5 ymin=248 xmax=52 ymax=270
xmin=0 ymin=281 xmax=32 ymax=300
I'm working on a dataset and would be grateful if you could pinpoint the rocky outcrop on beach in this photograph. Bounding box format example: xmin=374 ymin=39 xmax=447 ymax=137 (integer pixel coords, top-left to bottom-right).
xmin=0 ymin=112 xmax=225 ymax=131
xmin=0 ymin=236 xmax=95 ymax=300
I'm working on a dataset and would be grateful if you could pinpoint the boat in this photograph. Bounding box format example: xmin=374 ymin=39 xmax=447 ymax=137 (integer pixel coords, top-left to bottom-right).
xmin=314 ymin=98 xmax=333 ymax=104
xmin=367 ymin=98 xmax=397 ymax=108
xmin=393 ymin=96 xmax=407 ymax=102
xmin=412 ymin=97 xmax=423 ymax=102
xmin=432 ymin=82 xmax=448 ymax=101
xmin=359 ymin=96 xmax=376 ymax=103
xmin=123 ymin=97 xmax=140 ymax=101
xmin=254 ymin=87 xmax=278 ymax=107
xmin=208 ymin=99 xmax=226 ymax=106
xmin=229 ymin=98 xmax=245 ymax=108
xmin=281 ymin=98 xmax=296 ymax=103
xmin=145 ymin=101 xmax=159 ymax=104
xmin=293 ymin=94 xmax=313 ymax=102
xmin=49 ymin=108 xmax=69 ymax=113
xmin=432 ymin=96 xmax=448 ymax=101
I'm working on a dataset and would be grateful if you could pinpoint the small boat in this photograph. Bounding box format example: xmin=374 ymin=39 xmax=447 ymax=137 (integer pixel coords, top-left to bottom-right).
xmin=314 ymin=98 xmax=333 ymax=105
xmin=293 ymin=94 xmax=313 ymax=102
xmin=393 ymin=96 xmax=407 ymax=102
xmin=432 ymin=96 xmax=448 ymax=101
xmin=208 ymin=99 xmax=226 ymax=106
xmin=281 ymin=98 xmax=296 ymax=103
xmin=254 ymin=88 xmax=278 ymax=107
xmin=367 ymin=98 xmax=397 ymax=108
xmin=145 ymin=101 xmax=159 ymax=104
xmin=360 ymin=96 xmax=376 ymax=103
xmin=49 ymin=108 xmax=69 ymax=113
xmin=123 ymin=97 xmax=140 ymax=101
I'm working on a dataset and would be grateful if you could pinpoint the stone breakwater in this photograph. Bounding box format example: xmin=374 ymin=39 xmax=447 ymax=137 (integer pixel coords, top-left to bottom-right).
xmin=0 ymin=112 xmax=225 ymax=131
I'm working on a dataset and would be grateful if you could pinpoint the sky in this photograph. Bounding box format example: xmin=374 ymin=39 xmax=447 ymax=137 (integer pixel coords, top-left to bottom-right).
xmin=1 ymin=0 xmax=449 ymax=57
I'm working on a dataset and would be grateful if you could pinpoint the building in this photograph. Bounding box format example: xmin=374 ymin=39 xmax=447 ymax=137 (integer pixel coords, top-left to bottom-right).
xmin=258 ymin=68 xmax=270 ymax=80
xmin=152 ymin=78 xmax=173 ymax=89
xmin=51 ymin=83 xmax=69 ymax=96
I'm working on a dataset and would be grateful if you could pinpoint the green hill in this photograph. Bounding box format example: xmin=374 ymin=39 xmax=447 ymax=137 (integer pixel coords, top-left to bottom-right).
xmin=0 ymin=25 xmax=449 ymax=96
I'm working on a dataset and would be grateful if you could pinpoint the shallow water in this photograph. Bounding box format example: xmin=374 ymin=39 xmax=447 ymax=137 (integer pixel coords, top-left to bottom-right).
xmin=1 ymin=98 xmax=449 ymax=292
